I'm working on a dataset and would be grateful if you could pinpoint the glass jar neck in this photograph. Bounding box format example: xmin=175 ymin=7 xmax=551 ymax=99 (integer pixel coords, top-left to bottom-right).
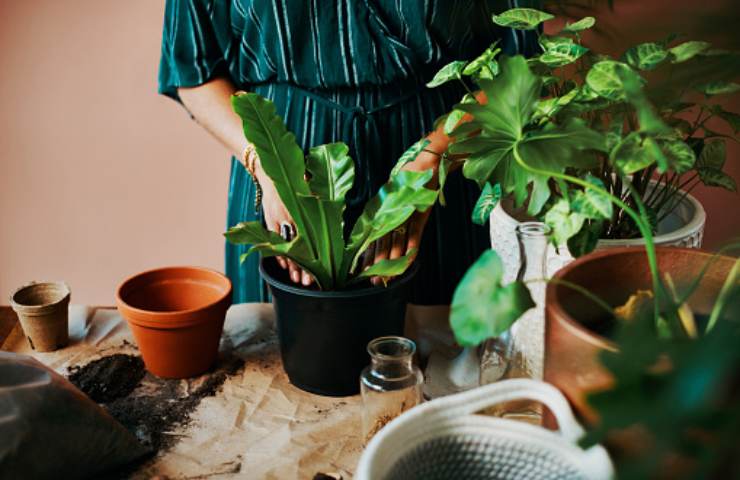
xmin=515 ymin=222 xmax=550 ymax=282
xmin=367 ymin=336 xmax=416 ymax=375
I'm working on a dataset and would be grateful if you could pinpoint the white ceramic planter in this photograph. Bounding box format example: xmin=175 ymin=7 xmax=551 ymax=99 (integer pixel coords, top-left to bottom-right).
xmin=490 ymin=189 xmax=706 ymax=283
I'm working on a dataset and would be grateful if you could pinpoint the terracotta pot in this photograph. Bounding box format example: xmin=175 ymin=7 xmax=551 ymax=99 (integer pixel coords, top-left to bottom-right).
xmin=544 ymin=247 xmax=735 ymax=424
xmin=116 ymin=266 xmax=232 ymax=379
xmin=10 ymin=281 xmax=71 ymax=352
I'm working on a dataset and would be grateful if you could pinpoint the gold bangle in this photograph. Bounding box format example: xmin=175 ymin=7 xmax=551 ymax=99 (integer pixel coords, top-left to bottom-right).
xmin=242 ymin=143 xmax=263 ymax=214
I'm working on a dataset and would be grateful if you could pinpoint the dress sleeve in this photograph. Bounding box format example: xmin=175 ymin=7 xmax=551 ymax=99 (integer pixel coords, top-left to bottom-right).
xmin=158 ymin=0 xmax=228 ymax=100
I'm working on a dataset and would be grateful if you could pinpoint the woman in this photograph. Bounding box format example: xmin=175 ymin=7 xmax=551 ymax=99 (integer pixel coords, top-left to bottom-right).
xmin=159 ymin=0 xmax=538 ymax=304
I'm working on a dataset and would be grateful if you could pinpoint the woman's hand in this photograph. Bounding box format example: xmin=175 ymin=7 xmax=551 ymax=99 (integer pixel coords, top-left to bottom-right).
xmin=253 ymin=162 xmax=314 ymax=287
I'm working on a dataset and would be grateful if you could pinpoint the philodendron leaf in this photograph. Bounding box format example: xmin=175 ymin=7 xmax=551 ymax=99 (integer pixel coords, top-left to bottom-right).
xmin=390 ymin=139 xmax=430 ymax=177
xmin=463 ymin=42 xmax=501 ymax=76
xmin=427 ymin=60 xmax=467 ymax=88
xmin=450 ymin=250 xmax=535 ymax=347
xmin=561 ymin=16 xmax=595 ymax=33
xmin=658 ymin=138 xmax=696 ymax=174
xmin=611 ymin=132 xmax=664 ymax=174
xmin=545 ymin=199 xmax=586 ymax=245
xmin=567 ymin=220 xmax=603 ymax=258
xmin=697 ymin=81 xmax=740 ymax=96
xmin=472 ymin=183 xmax=502 ymax=226
xmin=696 ymin=140 xmax=737 ymax=191
xmin=624 ymin=42 xmax=670 ymax=71
xmin=305 ymin=143 xmax=354 ymax=202
xmin=669 ymin=41 xmax=711 ymax=63
xmin=586 ymin=60 xmax=636 ymax=101
xmin=539 ymin=43 xmax=589 ymax=68
xmin=492 ymin=8 xmax=554 ymax=30
xmin=570 ymin=174 xmax=613 ymax=220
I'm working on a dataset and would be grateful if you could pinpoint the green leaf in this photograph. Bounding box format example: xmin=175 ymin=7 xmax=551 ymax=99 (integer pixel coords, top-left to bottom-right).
xmin=295 ymin=195 xmax=346 ymax=285
xmin=697 ymin=81 xmax=740 ymax=96
xmin=444 ymin=109 xmax=466 ymax=135
xmin=390 ymin=139 xmax=430 ymax=177
xmin=611 ymin=132 xmax=662 ymax=174
xmin=567 ymin=220 xmax=603 ymax=258
xmin=343 ymin=170 xmax=438 ymax=276
xmin=450 ymin=250 xmax=535 ymax=347
xmin=472 ymin=183 xmax=502 ymax=225
xmin=586 ymin=60 xmax=636 ymax=100
xmin=539 ymin=43 xmax=589 ymax=68
xmin=697 ymin=140 xmax=726 ymax=170
xmin=669 ymin=41 xmax=711 ymax=63
xmin=658 ymin=138 xmax=695 ymax=174
xmin=427 ymin=60 xmax=467 ymax=88
xmin=545 ymin=198 xmax=586 ymax=245
xmin=231 ymin=93 xmax=312 ymax=239
xmin=561 ymin=16 xmax=595 ymax=33
xmin=696 ymin=140 xmax=736 ymax=191
xmin=224 ymin=221 xmax=286 ymax=246
xmin=463 ymin=42 xmax=501 ymax=77
xmin=491 ymin=8 xmax=554 ymax=30
xmin=305 ymin=143 xmax=355 ymax=202
xmin=570 ymin=174 xmax=613 ymax=220
xmin=624 ymin=42 xmax=670 ymax=71
xmin=352 ymin=249 xmax=418 ymax=283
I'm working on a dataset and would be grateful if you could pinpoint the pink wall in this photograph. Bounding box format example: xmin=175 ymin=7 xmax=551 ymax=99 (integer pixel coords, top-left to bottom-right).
xmin=1 ymin=1 xmax=738 ymax=305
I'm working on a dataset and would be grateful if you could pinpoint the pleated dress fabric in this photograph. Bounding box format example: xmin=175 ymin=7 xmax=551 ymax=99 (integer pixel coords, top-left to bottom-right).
xmin=159 ymin=0 xmax=539 ymax=304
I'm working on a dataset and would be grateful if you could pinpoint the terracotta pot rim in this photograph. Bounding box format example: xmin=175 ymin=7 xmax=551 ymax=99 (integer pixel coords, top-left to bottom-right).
xmin=10 ymin=281 xmax=71 ymax=316
xmin=546 ymin=246 xmax=718 ymax=351
xmin=116 ymin=266 xmax=232 ymax=328
xmin=259 ymin=257 xmax=419 ymax=298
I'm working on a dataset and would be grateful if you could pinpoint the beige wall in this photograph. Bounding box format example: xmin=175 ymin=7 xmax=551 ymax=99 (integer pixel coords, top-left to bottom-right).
xmin=1 ymin=1 xmax=738 ymax=305
xmin=0 ymin=1 xmax=229 ymax=305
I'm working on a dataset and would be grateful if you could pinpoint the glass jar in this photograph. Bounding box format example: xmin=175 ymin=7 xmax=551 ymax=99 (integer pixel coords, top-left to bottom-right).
xmin=360 ymin=336 xmax=423 ymax=443
xmin=479 ymin=222 xmax=550 ymax=383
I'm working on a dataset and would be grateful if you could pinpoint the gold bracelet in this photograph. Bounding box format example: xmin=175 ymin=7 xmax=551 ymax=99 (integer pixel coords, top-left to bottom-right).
xmin=242 ymin=144 xmax=263 ymax=214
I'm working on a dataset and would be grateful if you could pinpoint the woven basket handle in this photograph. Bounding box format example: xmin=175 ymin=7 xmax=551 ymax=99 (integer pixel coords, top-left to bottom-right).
xmin=430 ymin=379 xmax=584 ymax=443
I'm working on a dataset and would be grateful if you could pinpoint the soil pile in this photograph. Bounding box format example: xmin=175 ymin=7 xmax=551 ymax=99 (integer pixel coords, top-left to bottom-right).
xmin=67 ymin=353 xmax=244 ymax=453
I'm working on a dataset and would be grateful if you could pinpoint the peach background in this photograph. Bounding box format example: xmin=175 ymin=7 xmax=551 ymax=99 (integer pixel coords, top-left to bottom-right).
xmin=0 ymin=0 xmax=738 ymax=304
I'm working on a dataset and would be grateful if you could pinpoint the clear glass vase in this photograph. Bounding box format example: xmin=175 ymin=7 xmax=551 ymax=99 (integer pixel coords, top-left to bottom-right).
xmin=479 ymin=222 xmax=550 ymax=384
xmin=360 ymin=336 xmax=423 ymax=443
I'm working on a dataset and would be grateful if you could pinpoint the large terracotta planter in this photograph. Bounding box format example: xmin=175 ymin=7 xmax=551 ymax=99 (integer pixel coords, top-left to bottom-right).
xmin=116 ymin=266 xmax=232 ymax=379
xmin=544 ymin=247 xmax=734 ymax=423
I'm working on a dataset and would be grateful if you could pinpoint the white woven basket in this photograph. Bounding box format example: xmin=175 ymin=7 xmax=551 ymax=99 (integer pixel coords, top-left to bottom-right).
xmin=356 ymin=379 xmax=613 ymax=480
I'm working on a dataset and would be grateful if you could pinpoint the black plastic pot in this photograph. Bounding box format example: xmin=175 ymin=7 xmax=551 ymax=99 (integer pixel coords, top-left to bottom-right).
xmin=260 ymin=257 xmax=417 ymax=396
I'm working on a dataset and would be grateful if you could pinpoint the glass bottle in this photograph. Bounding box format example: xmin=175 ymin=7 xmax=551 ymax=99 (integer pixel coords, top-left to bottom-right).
xmin=479 ymin=222 xmax=550 ymax=385
xmin=360 ymin=336 xmax=423 ymax=443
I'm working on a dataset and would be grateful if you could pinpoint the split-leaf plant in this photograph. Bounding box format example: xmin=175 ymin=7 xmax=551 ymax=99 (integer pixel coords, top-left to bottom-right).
xmin=224 ymin=93 xmax=438 ymax=290
xmin=428 ymin=7 xmax=739 ymax=257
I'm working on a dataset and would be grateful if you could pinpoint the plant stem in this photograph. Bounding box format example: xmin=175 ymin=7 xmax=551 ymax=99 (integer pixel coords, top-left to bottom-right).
xmin=511 ymin=144 xmax=665 ymax=323
xmin=525 ymin=277 xmax=615 ymax=318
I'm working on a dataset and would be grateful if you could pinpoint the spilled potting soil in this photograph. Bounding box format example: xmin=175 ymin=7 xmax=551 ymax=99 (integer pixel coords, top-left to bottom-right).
xmin=67 ymin=351 xmax=245 ymax=453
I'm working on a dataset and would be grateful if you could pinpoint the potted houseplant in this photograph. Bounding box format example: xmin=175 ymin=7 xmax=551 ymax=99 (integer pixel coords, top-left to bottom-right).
xmin=427 ymin=7 xmax=738 ymax=280
xmin=224 ymin=93 xmax=439 ymax=396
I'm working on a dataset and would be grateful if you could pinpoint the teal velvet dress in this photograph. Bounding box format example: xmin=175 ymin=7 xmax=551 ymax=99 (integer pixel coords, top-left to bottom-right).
xmin=159 ymin=0 xmax=538 ymax=304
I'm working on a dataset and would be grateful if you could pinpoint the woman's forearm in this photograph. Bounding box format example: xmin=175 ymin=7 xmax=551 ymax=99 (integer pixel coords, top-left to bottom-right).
xmin=177 ymin=78 xmax=251 ymax=165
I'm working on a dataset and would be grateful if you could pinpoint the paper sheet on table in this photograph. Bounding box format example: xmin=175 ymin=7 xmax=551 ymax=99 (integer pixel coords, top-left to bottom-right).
xmin=4 ymin=304 xmax=364 ymax=479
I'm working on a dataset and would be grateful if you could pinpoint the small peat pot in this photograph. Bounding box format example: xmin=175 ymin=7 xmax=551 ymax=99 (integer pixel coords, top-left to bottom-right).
xmin=10 ymin=281 xmax=71 ymax=352
xmin=116 ymin=266 xmax=232 ymax=379
xmin=260 ymin=257 xmax=417 ymax=396
xmin=544 ymin=246 xmax=735 ymax=424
